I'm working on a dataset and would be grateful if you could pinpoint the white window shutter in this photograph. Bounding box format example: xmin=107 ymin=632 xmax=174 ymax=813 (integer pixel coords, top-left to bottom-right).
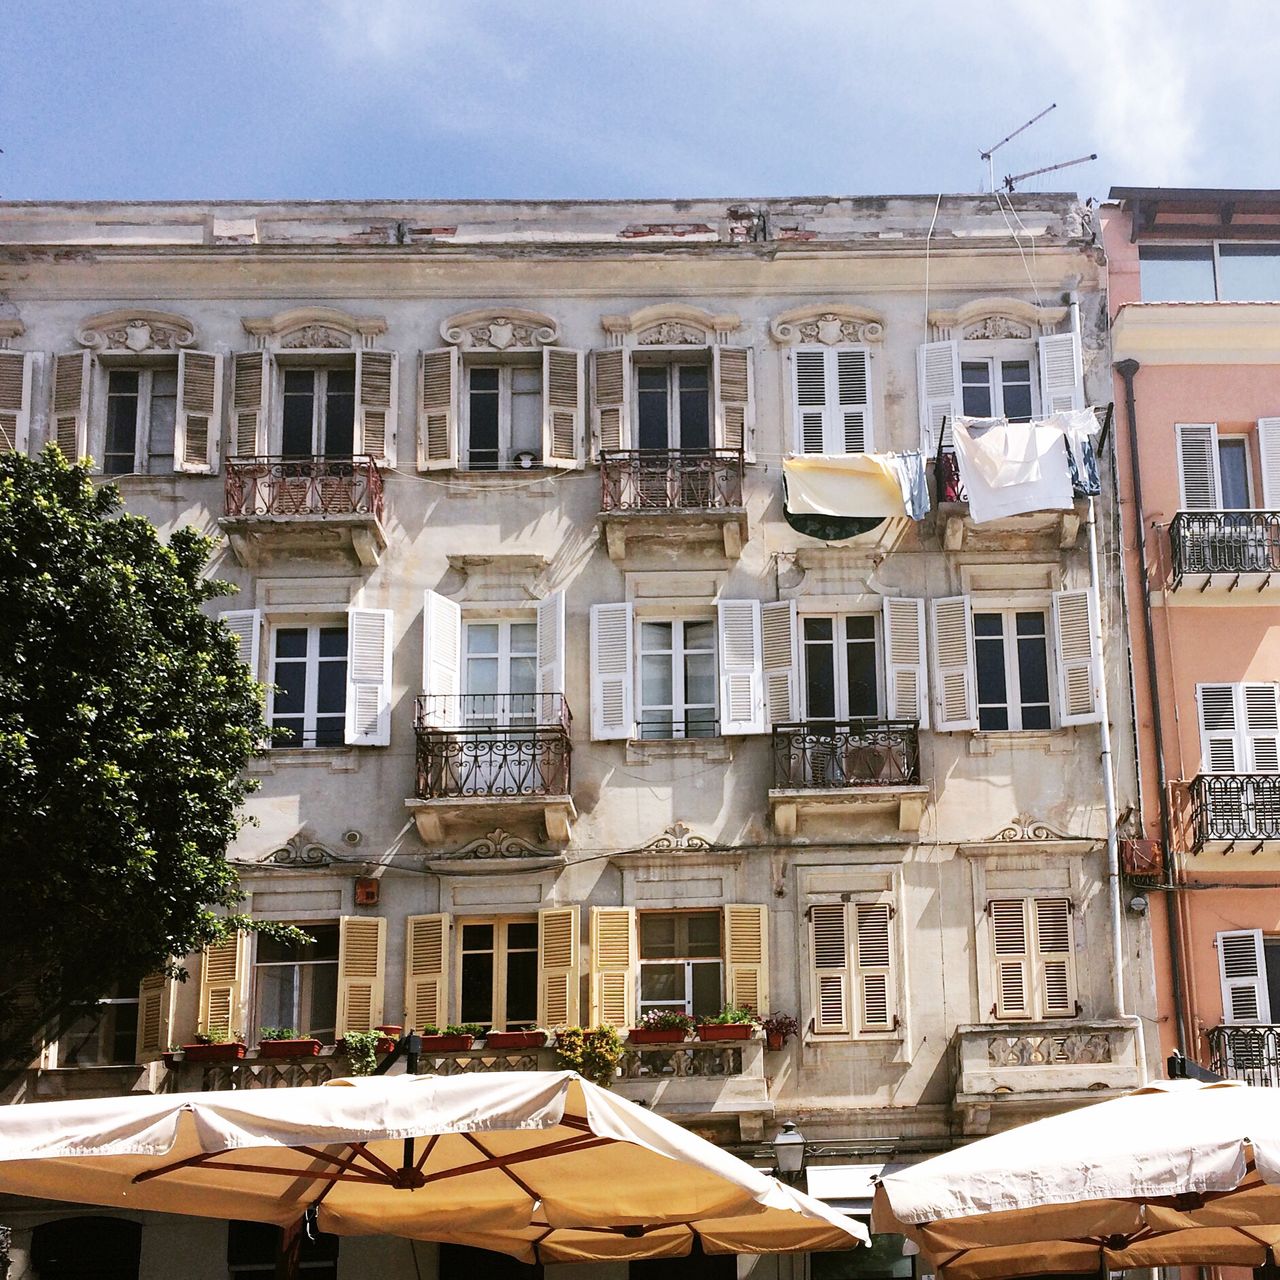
xmin=589 ymin=602 xmax=634 ymax=740
xmin=724 ymin=904 xmax=769 ymax=1015
xmin=1033 ymin=898 xmax=1076 ymax=1019
xmin=883 ymin=597 xmax=928 ymax=727
xmin=135 ymin=972 xmax=175 ymax=1063
xmin=538 ymin=906 xmax=580 ymax=1029
xmin=336 ymin=915 xmax=386 ymax=1036
xmin=1218 ymin=929 xmax=1269 ymax=1024
xmin=592 ymin=348 xmax=631 ymax=455
xmin=174 ymin=350 xmax=223 ymax=475
xmin=1244 ymin=684 xmax=1280 ymax=773
xmin=543 ymin=347 xmax=585 ymax=469
xmin=930 ymin=595 xmax=977 ymax=731
xmin=1038 ymin=332 xmax=1085 ymax=414
xmin=854 ymin=902 xmax=895 ymax=1033
xmin=231 ymin=351 xmax=270 ymax=457
xmin=198 ymin=932 xmax=249 ymax=1041
xmin=1258 ymin=419 xmax=1280 ymax=508
xmin=990 ymin=900 xmax=1032 ymax=1020
xmin=418 ymin=347 xmax=458 ymax=471
xmin=1176 ymin=423 xmax=1222 ymax=510
xmin=588 ymin=906 xmax=636 ymax=1030
xmin=836 ymin=347 xmax=873 ymax=453
xmin=1198 ymin=683 xmax=1241 ymax=773
xmin=717 ymin=598 xmax=764 ymax=735
xmin=536 ymin=589 xmax=566 ymax=722
xmin=713 ymin=345 xmax=753 ymax=459
xmin=917 ymin=340 xmax=961 ymax=452
xmin=1053 ymin=589 xmax=1101 ymax=726
xmin=810 ymin=903 xmax=851 ymax=1035
xmin=404 ymin=914 xmax=449 ymax=1032
xmin=345 ymin=607 xmax=392 ymax=746
xmin=421 ymin=590 xmax=461 ymax=729
xmin=355 ymin=348 xmax=397 ymax=467
xmin=51 ymin=351 xmax=91 ymax=462
xmin=793 ymin=347 xmax=830 ymax=455
xmin=0 ymin=350 xmax=35 ymax=454
xmin=761 ymin=600 xmax=799 ymax=725
xmin=218 ymin=609 xmax=261 ymax=679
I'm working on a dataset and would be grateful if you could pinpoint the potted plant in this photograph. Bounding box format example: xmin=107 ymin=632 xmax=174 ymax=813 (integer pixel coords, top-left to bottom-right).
xmin=628 ymin=1009 xmax=694 ymax=1044
xmin=161 ymin=1044 xmax=184 ymax=1068
xmin=419 ymin=1023 xmax=484 ymax=1051
xmin=182 ymin=1031 xmax=247 ymax=1062
xmin=339 ymin=1030 xmax=383 ymax=1076
xmin=483 ymin=1027 xmax=548 ymax=1050
xmin=375 ymin=1024 xmax=402 ymax=1040
xmin=761 ymin=1012 xmax=800 ymax=1052
xmin=257 ymin=1027 xmax=322 ymax=1059
xmin=696 ymin=1005 xmax=758 ymax=1042
xmin=555 ymin=1026 xmax=623 ymax=1086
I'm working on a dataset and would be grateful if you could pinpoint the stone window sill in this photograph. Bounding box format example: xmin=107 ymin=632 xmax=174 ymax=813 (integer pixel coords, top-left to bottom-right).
xmin=250 ymin=747 xmax=360 ymax=774
xmin=967 ymin=729 xmax=1076 ymax=756
xmin=625 ymin=736 xmax=734 ymax=764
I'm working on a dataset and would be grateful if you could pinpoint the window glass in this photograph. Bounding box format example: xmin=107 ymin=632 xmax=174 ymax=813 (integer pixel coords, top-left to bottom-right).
xmin=57 ymin=982 xmax=139 ymax=1066
xmin=1218 ymin=244 xmax=1280 ymax=302
xmin=637 ymin=365 xmax=670 ymax=451
xmin=1014 ymin=612 xmax=1052 ymax=730
xmin=253 ymin=923 xmax=339 ymax=1043
xmin=467 ymin=366 xmax=501 ymax=470
xmin=803 ymin=617 xmax=837 ymax=720
xmin=149 ymin=368 xmax=178 ymax=471
xmin=1000 ymin=360 xmax=1034 ymax=423
xmin=638 ymin=911 xmax=723 ymax=1020
xmin=104 ymin=370 xmax=140 ymax=475
xmin=504 ymin=922 xmax=539 ymax=1028
xmin=677 ymin=364 xmax=711 ymax=449
xmin=1265 ymin=938 xmax=1280 ymax=1023
xmin=459 ymin=920 xmax=537 ymax=1031
xmin=323 ymin=368 xmax=355 ymax=457
xmin=510 ymin=365 xmax=542 ymax=462
xmin=1139 ymin=246 xmax=1216 ymax=302
xmin=460 ymin=923 xmax=495 ymax=1025
xmin=845 ymin=615 xmax=878 ymax=718
xmin=270 ymin=624 xmax=347 ymax=749
xmin=960 ymin=361 xmax=993 ymax=418
xmin=1219 ymin=437 xmax=1251 ymax=510
xmin=974 ymin=612 xmax=1009 ymax=731
xmin=281 ymin=370 xmax=315 ymax=457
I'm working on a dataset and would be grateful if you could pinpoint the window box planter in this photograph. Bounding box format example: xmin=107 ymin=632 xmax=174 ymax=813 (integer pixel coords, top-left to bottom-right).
xmin=375 ymin=1025 xmax=402 ymax=1038
xmin=182 ymin=1042 xmax=247 ymax=1063
xmin=696 ymin=1023 xmax=753 ymax=1042
xmin=257 ymin=1038 xmax=323 ymax=1059
xmin=419 ymin=1034 xmax=474 ymax=1052
xmin=483 ymin=1030 xmax=547 ymax=1050
xmin=628 ymin=1028 xmax=689 ymax=1045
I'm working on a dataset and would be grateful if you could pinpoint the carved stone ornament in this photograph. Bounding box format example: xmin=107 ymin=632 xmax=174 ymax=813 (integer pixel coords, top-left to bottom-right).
xmin=441 ymin=308 xmax=559 ymax=351
xmin=927 ymin=296 xmax=1068 ymax=342
xmin=259 ymin=834 xmax=334 ymax=867
xmin=964 ymin=316 xmax=1032 ymax=341
xmin=639 ymin=822 xmax=716 ymax=853
xmin=242 ymin=306 xmax=387 ymax=349
xmin=280 ymin=324 xmax=352 ymax=350
xmin=988 ymin=814 xmax=1072 ymax=843
xmin=436 ymin=828 xmax=547 ymax=860
xmin=637 ymin=322 xmax=705 ymax=346
xmin=76 ymin=309 xmax=196 ymax=353
xmin=769 ymin=305 xmax=886 ymax=346
xmin=601 ymin=304 xmax=740 ymax=347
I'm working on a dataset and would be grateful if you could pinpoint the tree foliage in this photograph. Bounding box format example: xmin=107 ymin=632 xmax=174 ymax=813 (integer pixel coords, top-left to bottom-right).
xmin=0 ymin=447 xmax=267 ymax=1076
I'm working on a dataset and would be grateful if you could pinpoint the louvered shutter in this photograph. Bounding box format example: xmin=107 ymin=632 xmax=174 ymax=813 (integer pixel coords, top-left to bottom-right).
xmin=421 ymin=589 xmax=461 ymax=729
xmin=1218 ymin=929 xmax=1269 ymax=1024
xmin=542 ymin=346 xmax=584 ymax=469
xmin=724 ymin=904 xmax=769 ymax=1015
xmin=536 ymin=590 xmax=565 ymax=724
xmin=404 ymin=914 xmax=449 ymax=1032
xmin=1199 ymin=683 xmax=1242 ymax=773
xmin=1177 ymin=423 xmax=1222 ymax=510
xmin=175 ymin=350 xmax=223 ymax=474
xmin=589 ymin=602 xmax=634 ymax=740
xmin=883 ymin=597 xmax=928 ymax=727
xmin=1034 ymin=898 xmax=1076 ymax=1018
xmin=836 ymin=347 xmax=873 ymax=453
xmin=589 ymin=907 xmax=635 ymax=1030
xmin=917 ymin=341 xmax=961 ymax=452
xmin=538 ymin=906 xmax=580 ymax=1028
xmin=793 ymin=347 xmax=829 ymax=455
xmin=810 ymin=903 xmax=851 ymax=1035
xmin=761 ymin=600 xmax=799 ymax=725
xmin=1053 ymin=589 xmax=1102 ymax=726
xmin=135 ymin=973 xmax=175 ymax=1063
xmin=1244 ymin=684 xmax=1280 ymax=772
xmin=51 ymin=351 xmax=90 ymax=462
xmin=198 ymin=933 xmax=248 ymax=1040
xmin=345 ymin=608 xmax=392 ymax=746
xmin=930 ymin=595 xmax=978 ymax=731
xmin=355 ymin=348 xmax=397 ymax=467
xmin=713 ymin=346 xmax=753 ymax=459
xmin=218 ymin=609 xmax=261 ymax=679
xmin=231 ymin=351 xmax=269 ymax=457
xmin=337 ymin=915 xmax=386 ymax=1036
xmin=854 ymin=903 xmax=894 ymax=1032
xmin=592 ymin=348 xmax=631 ymax=456
xmin=1038 ymin=332 xmax=1085 ymax=414
xmin=1258 ymin=419 xmax=1280 ymax=507
xmin=717 ymin=599 xmax=764 ymax=735
xmin=0 ymin=350 xmax=34 ymax=454
xmin=418 ymin=347 xmax=458 ymax=470
xmin=990 ymin=900 xmax=1031 ymax=1020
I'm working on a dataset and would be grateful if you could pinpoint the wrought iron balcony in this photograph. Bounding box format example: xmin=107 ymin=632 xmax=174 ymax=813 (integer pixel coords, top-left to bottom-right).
xmin=1170 ymin=510 xmax=1280 ymax=589
xmin=224 ymin=455 xmax=385 ymax=520
xmin=772 ymin=719 xmax=920 ymax=790
xmin=1207 ymin=1025 xmax=1280 ymax=1086
xmin=600 ymin=448 xmax=743 ymax=513
xmin=1188 ymin=773 xmax=1280 ymax=851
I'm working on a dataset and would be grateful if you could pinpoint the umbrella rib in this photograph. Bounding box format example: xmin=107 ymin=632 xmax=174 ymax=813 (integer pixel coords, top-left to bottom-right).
xmin=306 ymin=1144 xmax=373 ymax=1210
xmin=419 ymin=1134 xmax=612 ymax=1188
xmin=346 ymin=1141 xmax=401 ymax=1180
xmin=414 ymin=1133 xmax=440 ymax=1173
xmin=461 ymin=1132 xmax=541 ymax=1201
xmin=134 ymin=1150 xmax=387 ymax=1187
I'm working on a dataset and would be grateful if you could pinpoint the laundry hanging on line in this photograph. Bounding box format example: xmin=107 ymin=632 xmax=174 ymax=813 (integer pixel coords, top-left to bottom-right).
xmin=782 ymin=451 xmax=932 ymax=523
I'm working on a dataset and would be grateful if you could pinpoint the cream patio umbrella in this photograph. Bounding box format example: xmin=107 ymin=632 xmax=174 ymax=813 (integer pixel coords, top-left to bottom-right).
xmin=0 ymin=1070 xmax=866 ymax=1265
xmin=871 ymin=1079 xmax=1280 ymax=1280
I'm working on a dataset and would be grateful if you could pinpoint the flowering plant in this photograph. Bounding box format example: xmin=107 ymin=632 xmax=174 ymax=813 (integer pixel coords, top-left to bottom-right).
xmin=638 ymin=1008 xmax=695 ymax=1032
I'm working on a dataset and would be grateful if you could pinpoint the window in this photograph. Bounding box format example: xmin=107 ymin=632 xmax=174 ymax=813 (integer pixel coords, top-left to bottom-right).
xmin=635 ymin=360 xmax=711 ymax=450
xmin=960 ymin=358 xmax=1036 ymax=422
xmin=1217 ymin=930 xmax=1280 ymax=1025
xmin=1139 ymin=246 xmax=1217 ymax=302
xmin=440 ymin=1245 xmax=540 ymax=1280
xmin=228 ymin=1220 xmax=338 ymax=1280
xmin=1196 ymin=682 xmax=1280 ymax=774
xmin=810 ymin=900 xmax=896 ymax=1035
xmin=1218 ymin=244 xmax=1280 ymax=302
xmin=252 ymin=923 xmax=339 ymax=1043
xmin=103 ymin=367 xmax=178 ymax=474
xmin=989 ymin=897 xmax=1076 ymax=1021
xmin=458 ymin=918 xmax=538 ymax=1031
xmin=638 ymin=911 xmax=723 ymax=1020
xmin=802 ymin=614 xmax=881 ymax=720
xmin=464 ymin=363 xmax=542 ymax=469
xmin=464 ymin=620 xmax=537 ymax=725
xmin=793 ymin=346 xmax=873 ymax=454
xmin=638 ymin=618 xmax=717 ymax=739
xmin=974 ymin=609 xmax=1052 ymax=731
xmin=56 ymin=982 xmax=139 ymax=1066
xmin=32 ymin=1217 xmax=142 ymax=1280
xmin=281 ymin=367 xmax=355 ymax=457
xmin=269 ymin=624 xmax=348 ymax=748
xmin=1176 ymin=423 xmax=1258 ymax=510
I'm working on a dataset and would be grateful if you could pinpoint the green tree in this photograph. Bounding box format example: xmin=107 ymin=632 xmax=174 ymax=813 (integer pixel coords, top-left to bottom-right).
xmin=0 ymin=446 xmax=269 ymax=1079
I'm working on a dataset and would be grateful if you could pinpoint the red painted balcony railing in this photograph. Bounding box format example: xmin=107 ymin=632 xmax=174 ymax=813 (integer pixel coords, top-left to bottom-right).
xmin=224 ymin=456 xmax=384 ymax=521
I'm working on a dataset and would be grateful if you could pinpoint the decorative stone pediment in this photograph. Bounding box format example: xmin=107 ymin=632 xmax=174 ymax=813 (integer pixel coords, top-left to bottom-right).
xmin=242 ymin=306 xmax=387 ymax=351
xmin=445 ymin=553 xmax=550 ymax=601
xmin=928 ymin=297 xmax=1068 ymax=342
xmin=988 ymin=814 xmax=1072 ymax=843
xmin=75 ymin=309 xmax=196 ymax=353
xmin=601 ymin=304 xmax=741 ymax=348
xmin=258 ymin=833 xmax=334 ymax=868
xmin=640 ymin=822 xmax=716 ymax=853
xmin=440 ymin=308 xmax=559 ymax=351
xmin=437 ymin=828 xmax=546 ymax=860
xmin=770 ymin=304 xmax=885 ymax=346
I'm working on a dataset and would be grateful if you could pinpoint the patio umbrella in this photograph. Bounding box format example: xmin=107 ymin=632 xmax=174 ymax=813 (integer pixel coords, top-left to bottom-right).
xmin=871 ymin=1079 xmax=1280 ymax=1280
xmin=0 ymin=1071 xmax=866 ymax=1265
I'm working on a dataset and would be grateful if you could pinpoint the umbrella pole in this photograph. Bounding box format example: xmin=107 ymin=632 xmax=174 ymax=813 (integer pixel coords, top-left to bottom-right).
xmin=275 ymin=1217 xmax=302 ymax=1280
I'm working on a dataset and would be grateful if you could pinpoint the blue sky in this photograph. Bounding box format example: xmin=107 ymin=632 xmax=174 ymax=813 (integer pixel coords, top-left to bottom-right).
xmin=5 ymin=1 xmax=1280 ymax=203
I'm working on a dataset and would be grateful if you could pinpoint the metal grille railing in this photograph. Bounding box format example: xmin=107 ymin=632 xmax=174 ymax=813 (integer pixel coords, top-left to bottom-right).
xmin=938 ymin=449 xmax=967 ymax=504
xmin=224 ymin=456 xmax=384 ymax=520
xmin=600 ymin=449 xmax=744 ymax=513
xmin=1171 ymin=511 xmax=1280 ymax=580
xmin=1189 ymin=773 xmax=1280 ymax=848
xmin=772 ymin=719 xmax=920 ymax=790
xmin=1207 ymin=1025 xmax=1280 ymax=1086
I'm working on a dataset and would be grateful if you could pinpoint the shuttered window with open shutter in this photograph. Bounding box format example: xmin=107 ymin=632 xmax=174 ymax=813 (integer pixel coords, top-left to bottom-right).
xmin=231 ymin=351 xmax=269 ymax=457
xmin=854 ymin=903 xmax=895 ymax=1033
xmin=917 ymin=340 xmax=961 ymax=452
xmin=724 ymin=904 xmax=768 ymax=1015
xmin=589 ymin=907 xmax=635 ymax=1030
xmin=418 ymin=348 xmax=458 ymax=470
xmin=592 ymin=349 xmax=631 ymax=455
xmin=792 ymin=346 xmax=873 ymax=455
xmin=421 ymin=590 xmax=461 ymax=729
xmin=198 ymin=933 xmax=249 ymax=1041
xmin=713 ymin=346 xmax=753 ymax=458
xmin=810 ymin=904 xmax=851 ymax=1035
xmin=1218 ymin=929 xmax=1270 ymax=1024
xmin=536 ymin=590 xmax=565 ymax=726
xmin=883 ymin=597 xmax=928 ymax=727
xmin=930 ymin=595 xmax=977 ymax=731
xmin=0 ymin=350 xmax=34 ymax=454
xmin=175 ymin=350 xmax=223 ymax=474
xmin=405 ymin=914 xmax=449 ymax=1032
xmin=51 ymin=351 xmax=91 ymax=463
xmin=355 ymin=349 xmax=397 ymax=467
xmin=590 ymin=602 xmax=634 ymax=740
xmin=218 ymin=609 xmax=261 ymax=679
xmin=761 ymin=600 xmax=798 ymax=725
xmin=1199 ymin=683 xmax=1242 ymax=773
xmin=1053 ymin=589 xmax=1101 ymax=726
xmin=1177 ymin=423 xmax=1222 ymax=510
xmin=538 ymin=906 xmax=580 ymax=1028
xmin=717 ymin=599 xmax=764 ymax=735
xmin=542 ymin=347 xmax=584 ymax=469
xmin=337 ymin=916 xmax=386 ymax=1036
xmin=1038 ymin=332 xmax=1085 ymax=414
xmin=345 ymin=608 xmax=392 ymax=747
xmin=135 ymin=973 xmax=175 ymax=1063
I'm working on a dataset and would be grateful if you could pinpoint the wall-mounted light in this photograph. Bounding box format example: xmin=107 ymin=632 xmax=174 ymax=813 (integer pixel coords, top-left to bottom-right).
xmin=772 ymin=1120 xmax=806 ymax=1182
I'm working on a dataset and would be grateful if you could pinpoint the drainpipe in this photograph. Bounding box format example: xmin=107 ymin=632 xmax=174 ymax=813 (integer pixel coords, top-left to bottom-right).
xmin=1115 ymin=356 xmax=1189 ymax=1055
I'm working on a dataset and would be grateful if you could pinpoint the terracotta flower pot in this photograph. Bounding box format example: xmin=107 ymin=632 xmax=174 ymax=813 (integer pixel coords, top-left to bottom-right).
xmin=375 ymin=1025 xmax=402 ymax=1038
xmin=483 ymin=1030 xmax=547 ymax=1050
xmin=257 ymin=1038 xmax=322 ymax=1059
xmin=182 ymin=1042 xmax=247 ymax=1062
xmin=419 ymin=1034 xmax=474 ymax=1052
xmin=628 ymin=1027 xmax=689 ymax=1044
xmin=696 ymin=1023 xmax=753 ymax=1042
xmin=765 ymin=1031 xmax=786 ymax=1052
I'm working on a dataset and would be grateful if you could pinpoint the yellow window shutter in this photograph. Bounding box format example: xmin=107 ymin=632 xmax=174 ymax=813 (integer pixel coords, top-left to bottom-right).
xmin=713 ymin=345 xmax=753 ymax=458
xmin=135 ymin=972 xmax=175 ymax=1063
xmin=1033 ymin=898 xmax=1076 ymax=1019
xmin=355 ymin=348 xmax=397 ymax=467
xmin=588 ymin=907 xmax=635 ymax=1030
xmin=337 ymin=916 xmax=386 ymax=1036
xmin=51 ymin=351 xmax=90 ymax=463
xmin=198 ymin=933 xmax=249 ymax=1041
xmin=591 ymin=348 xmax=631 ymax=455
xmin=538 ymin=906 xmax=580 ymax=1028
xmin=990 ymin=900 xmax=1032 ymax=1020
xmin=0 ymin=350 xmax=34 ymax=454
xmin=724 ymin=904 xmax=769 ymax=1015
xmin=542 ymin=347 xmax=584 ymax=470
xmin=404 ymin=914 xmax=449 ymax=1032
xmin=231 ymin=351 xmax=270 ymax=456
xmin=418 ymin=347 xmax=458 ymax=470
xmin=175 ymin=349 xmax=223 ymax=474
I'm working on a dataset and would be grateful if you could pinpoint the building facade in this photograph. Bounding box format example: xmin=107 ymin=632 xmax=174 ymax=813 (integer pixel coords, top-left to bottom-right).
xmin=0 ymin=194 xmax=1152 ymax=1280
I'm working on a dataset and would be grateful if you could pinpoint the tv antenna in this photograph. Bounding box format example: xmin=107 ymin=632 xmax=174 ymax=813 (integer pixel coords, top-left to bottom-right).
xmin=979 ymin=103 xmax=1097 ymax=193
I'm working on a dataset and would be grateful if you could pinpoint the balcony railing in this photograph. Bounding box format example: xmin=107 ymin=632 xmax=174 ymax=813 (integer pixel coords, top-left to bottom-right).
xmin=1207 ymin=1025 xmax=1280 ymax=1086
xmin=600 ymin=448 xmax=744 ymax=513
xmin=1171 ymin=510 xmax=1280 ymax=582
xmin=1188 ymin=773 xmax=1280 ymax=849
xmin=224 ymin=455 xmax=384 ymax=521
xmin=772 ymin=719 xmax=920 ymax=790
xmin=938 ymin=449 xmax=967 ymax=504
xmin=414 ymin=693 xmax=571 ymax=800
